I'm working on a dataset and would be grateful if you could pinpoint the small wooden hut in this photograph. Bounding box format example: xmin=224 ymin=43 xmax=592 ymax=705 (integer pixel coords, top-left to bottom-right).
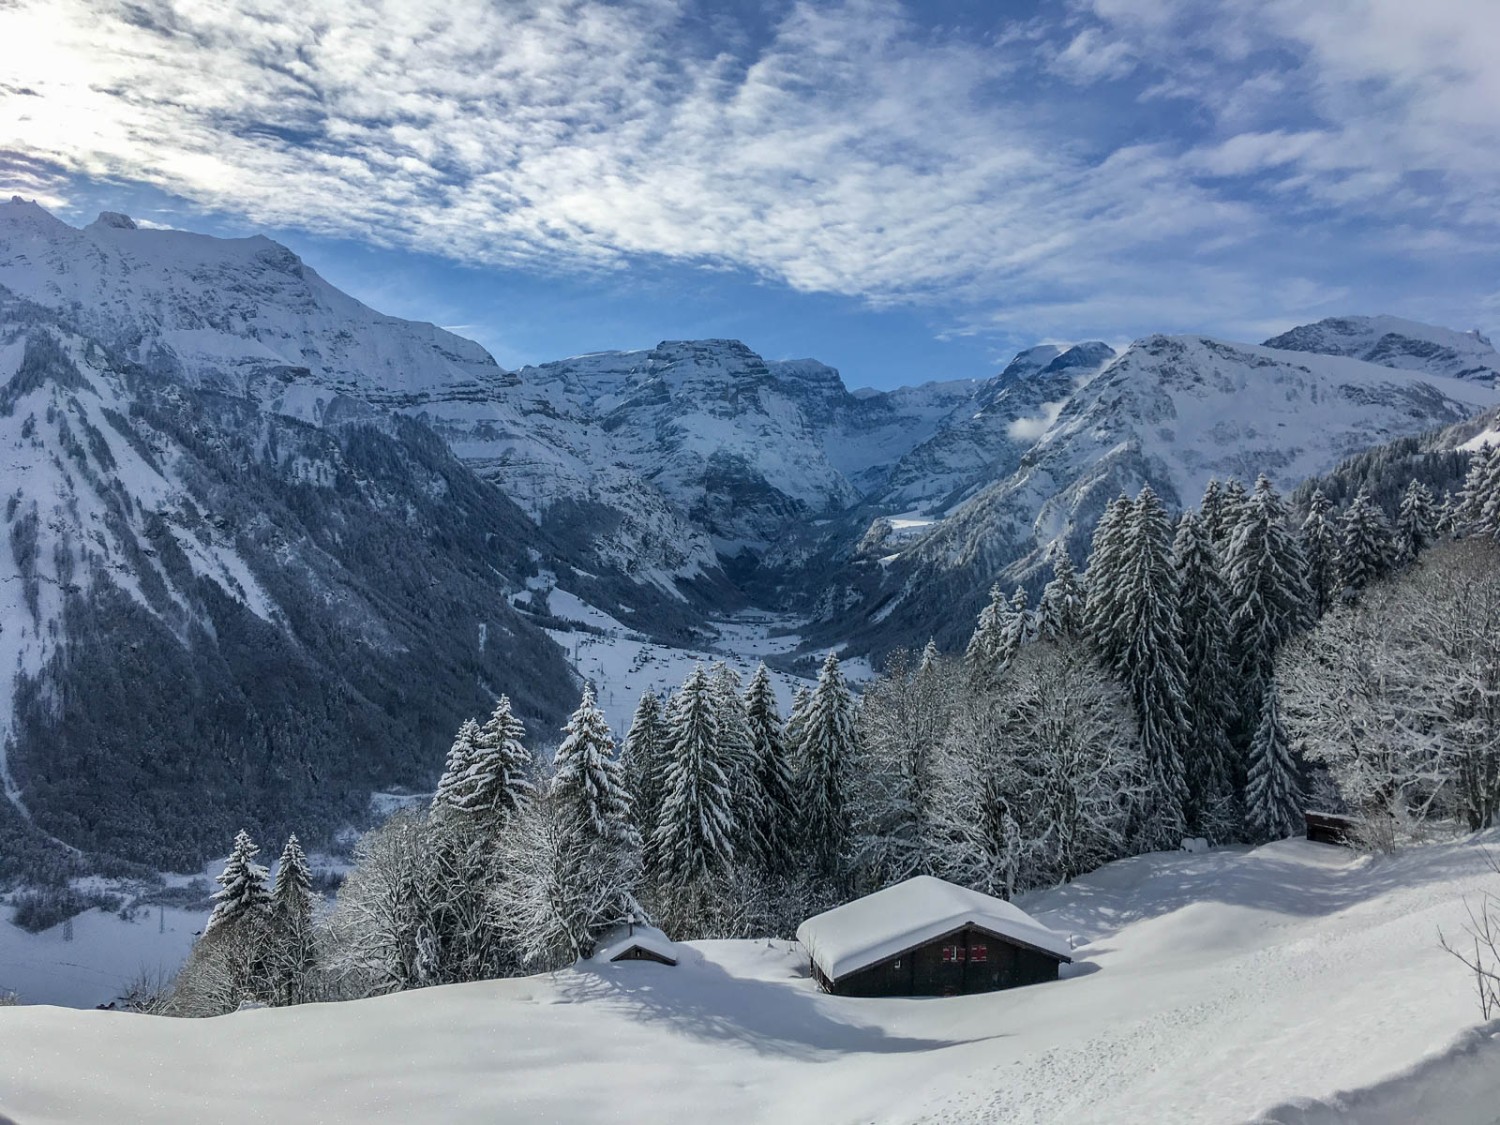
xmin=590 ymin=920 xmax=678 ymax=967
xmin=796 ymin=876 xmax=1072 ymax=998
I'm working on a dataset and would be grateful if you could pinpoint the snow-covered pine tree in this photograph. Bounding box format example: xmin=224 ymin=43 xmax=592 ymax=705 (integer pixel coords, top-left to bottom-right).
xmin=1244 ymin=680 xmax=1303 ymax=842
xmin=1300 ymin=488 xmax=1339 ymax=619
xmin=267 ymin=834 xmax=316 ymax=1005
xmin=434 ymin=697 xmax=534 ymax=824
xmin=621 ymin=691 xmax=668 ymax=851
xmin=1172 ymin=510 xmax=1237 ymax=836
xmin=1337 ymin=488 xmax=1397 ymax=592
xmin=798 ymin=652 xmax=861 ymax=878
xmin=1395 ymin=479 xmax=1438 ymax=561
xmin=1437 ymin=492 xmax=1461 ymax=539
xmin=552 ymin=685 xmax=636 ymax=847
xmin=1084 ymin=493 xmax=1135 ymax=667
xmin=1112 ymin=485 xmax=1192 ymax=842
xmin=207 ymin=829 xmax=271 ymax=934
xmin=1223 ymin=476 xmax=1311 ymax=762
xmin=1037 ymin=548 xmax=1086 ymax=641
xmin=652 ymin=666 xmax=736 ymax=884
xmin=1458 ymin=443 xmax=1500 ymax=540
xmin=996 ymin=586 xmax=1032 ymax=669
xmin=1200 ymin=478 xmax=1230 ymax=546
xmin=964 ymin=583 xmax=1011 ymax=681
xmin=1223 ymin=478 xmax=1250 ymax=533
xmin=743 ymin=663 xmax=800 ymax=874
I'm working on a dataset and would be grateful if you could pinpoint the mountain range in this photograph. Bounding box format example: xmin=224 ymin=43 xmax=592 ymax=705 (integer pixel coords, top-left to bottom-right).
xmin=2 ymin=197 xmax=1497 ymax=872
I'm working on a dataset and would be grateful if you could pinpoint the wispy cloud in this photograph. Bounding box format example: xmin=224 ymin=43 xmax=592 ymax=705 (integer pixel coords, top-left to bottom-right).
xmin=1 ymin=0 xmax=1497 ymax=344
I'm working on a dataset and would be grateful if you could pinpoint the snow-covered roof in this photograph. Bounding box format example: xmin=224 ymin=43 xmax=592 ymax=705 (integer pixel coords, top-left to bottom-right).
xmin=590 ymin=922 xmax=678 ymax=966
xmin=796 ymin=876 xmax=1071 ymax=981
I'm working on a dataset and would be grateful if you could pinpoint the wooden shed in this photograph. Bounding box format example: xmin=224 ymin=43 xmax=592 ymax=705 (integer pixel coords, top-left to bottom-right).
xmin=1305 ymin=810 xmax=1358 ymax=847
xmin=589 ymin=920 xmax=678 ymax=967
xmin=795 ymin=876 xmax=1072 ymax=998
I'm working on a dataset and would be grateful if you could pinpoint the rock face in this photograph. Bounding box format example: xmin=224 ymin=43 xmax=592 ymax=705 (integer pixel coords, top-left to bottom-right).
xmin=4 ymin=199 xmax=1499 ymax=870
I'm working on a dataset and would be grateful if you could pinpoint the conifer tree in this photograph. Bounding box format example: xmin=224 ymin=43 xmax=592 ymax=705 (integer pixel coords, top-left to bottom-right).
xmin=798 ymin=652 xmax=861 ymax=877
xmin=964 ymin=583 xmax=1011 ymax=681
xmin=1337 ymin=488 xmax=1397 ymax=592
xmin=652 ymin=666 xmax=735 ymax=884
xmin=207 ymin=829 xmax=271 ymax=934
xmin=1111 ymin=486 xmax=1191 ymax=841
xmin=1223 ymin=476 xmax=1310 ymax=762
xmin=1200 ymin=478 xmax=1230 ymax=546
xmin=552 ymin=685 xmax=636 ymax=847
xmin=1223 ymin=478 xmax=1250 ymax=533
xmin=1244 ymin=680 xmax=1302 ymax=842
xmin=1172 ymin=510 xmax=1236 ymax=835
xmin=434 ymin=699 xmax=534 ymax=824
xmin=1458 ymin=443 xmax=1500 ymax=540
xmin=1084 ymin=493 xmax=1135 ymax=666
xmin=621 ymin=691 xmax=668 ymax=850
xmin=268 ymin=834 xmax=316 ymax=1005
xmin=743 ymin=663 xmax=799 ymax=873
xmin=996 ymin=586 xmax=1032 ymax=669
xmin=1301 ymin=488 xmax=1339 ymax=618
xmin=1038 ymin=548 xmax=1086 ymax=640
xmin=1396 ymin=479 xmax=1437 ymax=561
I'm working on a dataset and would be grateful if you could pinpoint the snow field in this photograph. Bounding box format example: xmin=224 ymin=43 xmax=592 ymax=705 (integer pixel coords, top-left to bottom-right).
xmin=2 ymin=836 xmax=1498 ymax=1123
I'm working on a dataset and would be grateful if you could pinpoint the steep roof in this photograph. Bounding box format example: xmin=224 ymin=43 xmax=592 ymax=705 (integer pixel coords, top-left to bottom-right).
xmin=795 ymin=876 xmax=1071 ymax=982
xmin=590 ymin=922 xmax=678 ymax=966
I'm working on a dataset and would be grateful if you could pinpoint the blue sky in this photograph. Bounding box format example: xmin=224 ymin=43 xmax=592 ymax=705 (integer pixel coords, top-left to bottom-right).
xmin=3 ymin=0 xmax=1499 ymax=388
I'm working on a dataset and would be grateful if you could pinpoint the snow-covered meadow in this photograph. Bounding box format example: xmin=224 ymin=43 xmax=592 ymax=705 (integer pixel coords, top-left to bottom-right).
xmin=3 ymin=837 xmax=1497 ymax=1124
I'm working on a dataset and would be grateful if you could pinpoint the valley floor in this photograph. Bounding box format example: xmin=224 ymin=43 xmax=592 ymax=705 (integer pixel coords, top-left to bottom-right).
xmin=2 ymin=838 xmax=1499 ymax=1124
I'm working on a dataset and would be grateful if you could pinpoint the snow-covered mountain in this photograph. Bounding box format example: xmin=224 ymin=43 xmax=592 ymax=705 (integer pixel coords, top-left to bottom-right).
xmin=1263 ymin=315 xmax=1500 ymax=386
xmin=4 ymin=197 xmax=1499 ymax=872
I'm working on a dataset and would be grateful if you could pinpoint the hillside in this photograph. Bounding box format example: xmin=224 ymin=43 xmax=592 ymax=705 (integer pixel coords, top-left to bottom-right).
xmin=2 ymin=837 xmax=1496 ymax=1123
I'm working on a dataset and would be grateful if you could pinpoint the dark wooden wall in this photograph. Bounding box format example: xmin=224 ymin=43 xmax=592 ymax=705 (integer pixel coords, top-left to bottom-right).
xmin=821 ymin=925 xmax=1063 ymax=997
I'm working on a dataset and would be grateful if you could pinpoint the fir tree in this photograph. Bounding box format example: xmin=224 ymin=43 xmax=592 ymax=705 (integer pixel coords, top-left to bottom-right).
xmin=1458 ymin=443 xmax=1500 ymax=540
xmin=268 ymin=834 xmax=316 ymax=1005
xmin=433 ymin=697 xmax=533 ymax=823
xmin=1037 ymin=548 xmax=1086 ymax=641
xmin=552 ymin=685 xmax=636 ymax=847
xmin=996 ymin=586 xmax=1032 ymax=669
xmin=1337 ymin=488 xmax=1397 ymax=592
xmin=1300 ymin=488 xmax=1339 ymax=618
xmin=1172 ymin=511 xmax=1237 ymax=836
xmin=207 ymin=829 xmax=270 ymax=934
xmin=1084 ymin=493 xmax=1135 ymax=667
xmin=1200 ymin=478 xmax=1230 ymax=546
xmin=798 ymin=652 xmax=861 ymax=877
xmin=1223 ymin=476 xmax=1310 ymax=765
xmin=1112 ymin=486 xmax=1192 ymax=841
xmin=1244 ymin=680 xmax=1302 ymax=842
xmin=1395 ymin=479 xmax=1438 ymax=561
xmin=621 ymin=691 xmax=668 ymax=851
xmin=743 ymin=663 xmax=800 ymax=873
xmin=1222 ymin=478 xmax=1250 ymax=534
xmin=652 ymin=666 xmax=736 ymax=884
xmin=964 ymin=583 xmax=1010 ymax=681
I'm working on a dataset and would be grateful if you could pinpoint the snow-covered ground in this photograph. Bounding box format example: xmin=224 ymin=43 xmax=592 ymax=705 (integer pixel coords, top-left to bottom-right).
xmin=3 ymin=837 xmax=1498 ymax=1123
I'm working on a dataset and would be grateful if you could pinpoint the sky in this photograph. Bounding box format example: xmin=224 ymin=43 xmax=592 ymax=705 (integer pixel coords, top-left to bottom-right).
xmin=2 ymin=0 xmax=1498 ymax=388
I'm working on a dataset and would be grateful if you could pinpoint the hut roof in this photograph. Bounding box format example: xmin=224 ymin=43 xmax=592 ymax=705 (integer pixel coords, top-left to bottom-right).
xmin=590 ymin=921 xmax=678 ymax=966
xmin=796 ymin=876 xmax=1071 ymax=982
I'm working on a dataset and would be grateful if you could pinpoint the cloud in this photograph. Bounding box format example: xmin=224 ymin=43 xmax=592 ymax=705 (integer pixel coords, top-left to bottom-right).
xmin=1007 ymin=399 xmax=1069 ymax=442
xmin=0 ymin=0 xmax=1497 ymax=345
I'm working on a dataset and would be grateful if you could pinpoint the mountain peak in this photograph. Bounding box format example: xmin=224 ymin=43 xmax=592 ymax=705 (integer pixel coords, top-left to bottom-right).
xmin=1263 ymin=315 xmax=1500 ymax=386
xmin=89 ymin=211 xmax=138 ymax=230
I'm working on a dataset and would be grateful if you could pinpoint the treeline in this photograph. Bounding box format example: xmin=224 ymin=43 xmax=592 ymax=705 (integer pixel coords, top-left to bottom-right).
xmin=156 ymin=444 xmax=1500 ymax=1015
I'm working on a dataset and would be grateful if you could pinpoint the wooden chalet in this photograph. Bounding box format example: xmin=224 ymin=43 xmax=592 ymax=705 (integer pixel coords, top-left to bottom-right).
xmin=589 ymin=920 xmax=678 ymax=967
xmin=795 ymin=876 xmax=1072 ymax=998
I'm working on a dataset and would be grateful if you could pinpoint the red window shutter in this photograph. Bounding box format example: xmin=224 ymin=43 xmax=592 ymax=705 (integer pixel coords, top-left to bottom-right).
xmin=971 ymin=944 xmax=988 ymax=963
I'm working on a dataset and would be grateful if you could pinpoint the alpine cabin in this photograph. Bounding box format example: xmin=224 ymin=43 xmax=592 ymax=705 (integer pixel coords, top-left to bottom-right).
xmin=796 ymin=876 xmax=1072 ymax=997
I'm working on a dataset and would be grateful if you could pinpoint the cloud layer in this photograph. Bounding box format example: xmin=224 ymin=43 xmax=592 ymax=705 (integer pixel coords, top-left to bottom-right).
xmin=2 ymin=0 xmax=1497 ymax=342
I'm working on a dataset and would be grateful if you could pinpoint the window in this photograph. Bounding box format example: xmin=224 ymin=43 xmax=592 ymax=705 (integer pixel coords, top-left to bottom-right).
xmin=942 ymin=944 xmax=964 ymax=963
xmin=970 ymin=944 xmax=988 ymax=963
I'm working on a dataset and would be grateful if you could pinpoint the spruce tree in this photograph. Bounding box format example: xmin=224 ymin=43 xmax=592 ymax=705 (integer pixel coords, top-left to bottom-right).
xmin=1244 ymin=680 xmax=1303 ymax=842
xmin=652 ymin=666 xmax=736 ymax=884
xmin=1112 ymin=486 xmax=1191 ymax=841
xmin=1038 ymin=548 xmax=1086 ymax=641
xmin=1337 ymin=488 xmax=1397 ymax=592
xmin=798 ymin=652 xmax=860 ymax=877
xmin=1458 ymin=443 xmax=1500 ymax=540
xmin=268 ymin=835 xmax=316 ymax=1005
xmin=1222 ymin=478 xmax=1250 ymax=535
xmin=621 ymin=691 xmax=668 ymax=851
xmin=1084 ymin=493 xmax=1135 ymax=667
xmin=1395 ymin=479 xmax=1437 ymax=561
xmin=1300 ymin=489 xmax=1338 ymax=618
xmin=207 ymin=829 xmax=271 ymax=934
xmin=1223 ymin=476 xmax=1310 ymax=764
xmin=743 ymin=664 xmax=799 ymax=873
xmin=1172 ymin=510 xmax=1236 ymax=836
xmin=964 ymin=583 xmax=1010 ymax=681
xmin=1200 ymin=478 xmax=1230 ymax=546
xmin=433 ymin=697 xmax=534 ymax=823
xmin=552 ymin=685 xmax=635 ymax=847
xmin=996 ymin=586 xmax=1032 ymax=669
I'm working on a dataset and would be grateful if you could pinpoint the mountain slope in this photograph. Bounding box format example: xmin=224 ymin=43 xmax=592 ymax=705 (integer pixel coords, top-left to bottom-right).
xmin=1264 ymin=315 xmax=1500 ymax=386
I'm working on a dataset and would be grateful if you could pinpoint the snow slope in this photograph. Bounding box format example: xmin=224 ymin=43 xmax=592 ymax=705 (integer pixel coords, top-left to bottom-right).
xmin=1265 ymin=315 xmax=1500 ymax=386
xmin=2 ymin=837 xmax=1496 ymax=1124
